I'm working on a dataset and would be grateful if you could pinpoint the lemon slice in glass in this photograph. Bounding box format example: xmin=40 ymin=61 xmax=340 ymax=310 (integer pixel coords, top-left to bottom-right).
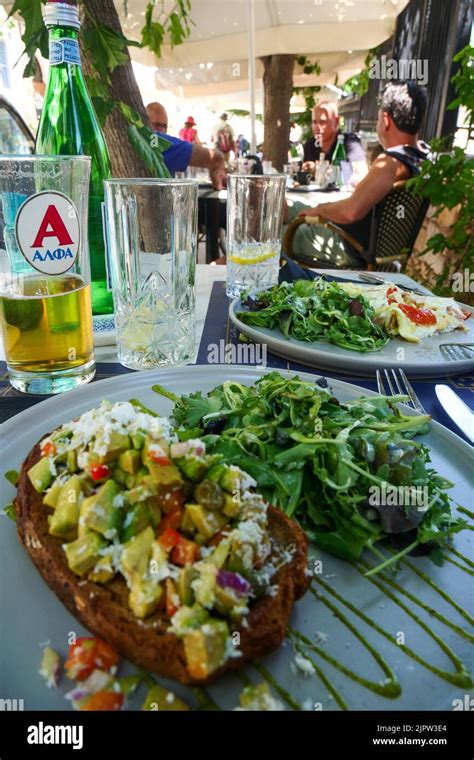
xmin=228 ymin=251 xmax=277 ymax=265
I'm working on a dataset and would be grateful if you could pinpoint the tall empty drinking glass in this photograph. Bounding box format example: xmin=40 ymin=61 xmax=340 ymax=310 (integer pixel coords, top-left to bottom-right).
xmin=226 ymin=174 xmax=286 ymax=298
xmin=104 ymin=179 xmax=197 ymax=370
xmin=0 ymin=155 xmax=95 ymax=394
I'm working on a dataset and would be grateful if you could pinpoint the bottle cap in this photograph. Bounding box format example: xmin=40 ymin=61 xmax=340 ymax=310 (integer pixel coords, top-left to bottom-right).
xmin=45 ymin=1 xmax=80 ymax=30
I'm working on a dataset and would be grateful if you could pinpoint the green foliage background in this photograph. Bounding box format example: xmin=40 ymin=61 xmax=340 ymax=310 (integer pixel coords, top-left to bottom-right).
xmin=8 ymin=0 xmax=193 ymax=175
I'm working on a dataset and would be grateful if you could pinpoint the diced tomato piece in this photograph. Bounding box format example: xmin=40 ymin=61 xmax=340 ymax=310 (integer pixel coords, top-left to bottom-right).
xmin=399 ymin=303 xmax=436 ymax=326
xmin=461 ymin=309 xmax=472 ymax=321
xmin=157 ymin=527 xmax=182 ymax=551
xmin=42 ymin=442 xmax=57 ymax=457
xmin=147 ymin=443 xmax=171 ymax=466
xmin=80 ymin=690 xmax=124 ymax=711
xmin=155 ymin=487 xmax=187 ymax=514
xmin=65 ymin=637 xmax=119 ymax=681
xmin=165 ymin=578 xmax=180 ymax=618
xmin=149 ymin=452 xmax=171 ymax=466
xmin=157 ymin=506 xmax=184 ymax=535
xmin=386 ymin=286 xmax=398 ymax=305
xmin=90 ymin=464 xmax=110 ymax=481
xmin=171 ymin=536 xmax=199 ymax=566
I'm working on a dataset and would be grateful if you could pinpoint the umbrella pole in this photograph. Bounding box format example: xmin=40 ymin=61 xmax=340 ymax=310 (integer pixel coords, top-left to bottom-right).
xmin=247 ymin=0 xmax=257 ymax=153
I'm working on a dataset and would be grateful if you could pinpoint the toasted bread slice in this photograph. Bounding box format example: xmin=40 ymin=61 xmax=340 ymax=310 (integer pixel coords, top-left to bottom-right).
xmin=15 ymin=440 xmax=310 ymax=686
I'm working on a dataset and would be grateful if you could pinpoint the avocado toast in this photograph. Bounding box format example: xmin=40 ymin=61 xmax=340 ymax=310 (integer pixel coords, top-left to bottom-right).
xmin=14 ymin=401 xmax=309 ymax=686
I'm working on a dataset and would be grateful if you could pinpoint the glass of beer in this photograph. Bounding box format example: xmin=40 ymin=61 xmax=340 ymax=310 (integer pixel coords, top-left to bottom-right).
xmin=0 ymin=156 xmax=95 ymax=394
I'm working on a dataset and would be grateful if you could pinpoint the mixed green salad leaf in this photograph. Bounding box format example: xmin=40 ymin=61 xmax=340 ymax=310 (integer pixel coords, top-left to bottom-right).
xmin=154 ymin=372 xmax=465 ymax=572
xmin=237 ymin=279 xmax=389 ymax=353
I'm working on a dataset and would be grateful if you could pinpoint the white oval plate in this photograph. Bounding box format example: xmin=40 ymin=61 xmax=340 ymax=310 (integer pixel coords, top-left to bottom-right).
xmin=229 ymin=298 xmax=474 ymax=378
xmin=0 ymin=366 xmax=472 ymax=711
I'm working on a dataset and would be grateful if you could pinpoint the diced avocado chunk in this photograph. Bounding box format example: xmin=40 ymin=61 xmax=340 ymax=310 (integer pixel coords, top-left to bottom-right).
xmin=169 ymin=604 xmax=209 ymax=636
xmin=214 ymin=585 xmax=242 ymax=615
xmin=177 ymin=566 xmax=197 ymax=606
xmin=193 ymin=562 xmax=217 ymax=608
xmin=206 ymin=463 xmax=226 ymax=483
xmin=64 ymin=532 xmax=106 ymax=576
xmin=129 ymin=578 xmax=163 ymax=619
xmin=42 ymin=479 xmax=63 ymax=509
xmin=77 ymin=471 xmax=95 ymax=496
xmin=83 ymin=479 xmax=123 ymax=538
xmin=94 ymin=430 xmax=131 ymax=463
xmin=121 ymin=501 xmax=151 ymax=542
xmin=175 ymin=456 xmax=208 ymax=482
xmin=66 ymin=449 xmax=78 ymax=473
xmin=219 ymin=466 xmax=242 ymax=494
xmin=185 ymin=504 xmax=228 ymax=540
xmin=146 ymin=499 xmax=162 ymax=529
xmin=125 ymin=484 xmax=153 ymax=504
xmin=88 ymin=552 xmax=115 ymax=583
xmin=222 ymin=492 xmax=241 ymax=518
xmin=208 ymin=540 xmax=230 ymax=569
xmin=114 ymin=675 xmax=141 ymax=697
xmin=118 ymin=449 xmax=142 ymax=475
xmin=112 ymin=467 xmax=128 ymax=486
xmin=149 ymin=541 xmax=168 ymax=581
xmin=140 ymin=475 xmax=158 ymax=496
xmin=49 ymin=476 xmax=82 ymax=537
xmin=146 ymin=462 xmax=183 ymax=488
xmin=227 ymin=541 xmax=255 ymax=577
xmin=183 ymin=620 xmax=230 ymax=680
xmin=130 ymin=432 xmax=144 ymax=451
xmin=121 ymin=526 xmax=154 ymax=583
xmin=28 ymin=457 xmax=54 ymax=494
xmin=180 ymin=507 xmax=196 ymax=535
xmin=142 ymin=684 xmax=189 ymax=712
xmin=78 ymin=494 xmax=96 ymax=537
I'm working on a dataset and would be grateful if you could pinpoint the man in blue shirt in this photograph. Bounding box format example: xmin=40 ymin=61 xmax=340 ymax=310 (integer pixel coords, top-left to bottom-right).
xmin=146 ymin=102 xmax=225 ymax=189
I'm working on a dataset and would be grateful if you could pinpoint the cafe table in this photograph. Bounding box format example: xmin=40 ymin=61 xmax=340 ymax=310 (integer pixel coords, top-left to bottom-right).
xmin=0 ymin=264 xmax=473 ymax=445
xmin=199 ymin=184 xmax=350 ymax=262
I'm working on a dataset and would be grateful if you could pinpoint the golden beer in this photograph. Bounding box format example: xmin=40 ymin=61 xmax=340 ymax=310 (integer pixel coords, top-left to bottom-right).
xmin=0 ymin=274 xmax=94 ymax=374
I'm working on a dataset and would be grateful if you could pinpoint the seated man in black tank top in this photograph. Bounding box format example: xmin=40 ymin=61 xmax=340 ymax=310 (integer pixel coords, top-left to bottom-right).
xmin=286 ymin=82 xmax=429 ymax=268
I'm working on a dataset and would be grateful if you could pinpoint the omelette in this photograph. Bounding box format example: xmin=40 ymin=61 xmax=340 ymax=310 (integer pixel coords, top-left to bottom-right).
xmin=339 ymin=282 xmax=471 ymax=343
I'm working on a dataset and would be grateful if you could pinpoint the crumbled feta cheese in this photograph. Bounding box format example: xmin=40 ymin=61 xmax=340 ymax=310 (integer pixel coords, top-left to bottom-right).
xmin=265 ymin=584 xmax=279 ymax=598
xmin=113 ymin=493 xmax=125 ymax=508
xmin=292 ymin=654 xmax=314 ymax=677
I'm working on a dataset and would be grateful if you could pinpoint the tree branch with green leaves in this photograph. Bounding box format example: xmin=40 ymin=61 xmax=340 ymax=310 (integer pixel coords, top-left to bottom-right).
xmin=8 ymin=0 xmax=193 ymax=177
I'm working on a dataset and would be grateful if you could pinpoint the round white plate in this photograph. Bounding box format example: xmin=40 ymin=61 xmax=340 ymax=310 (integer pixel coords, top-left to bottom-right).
xmin=229 ymin=298 xmax=474 ymax=378
xmin=0 ymin=366 xmax=472 ymax=711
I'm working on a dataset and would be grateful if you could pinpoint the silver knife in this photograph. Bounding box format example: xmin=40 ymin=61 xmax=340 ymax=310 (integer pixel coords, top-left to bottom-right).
xmin=435 ymin=384 xmax=474 ymax=443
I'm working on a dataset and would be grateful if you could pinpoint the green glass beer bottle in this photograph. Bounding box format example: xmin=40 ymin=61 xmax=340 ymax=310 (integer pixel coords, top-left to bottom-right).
xmin=36 ymin=0 xmax=113 ymax=315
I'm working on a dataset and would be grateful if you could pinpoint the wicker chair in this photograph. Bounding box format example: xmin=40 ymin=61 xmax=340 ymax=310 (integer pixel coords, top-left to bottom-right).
xmin=282 ymin=181 xmax=430 ymax=272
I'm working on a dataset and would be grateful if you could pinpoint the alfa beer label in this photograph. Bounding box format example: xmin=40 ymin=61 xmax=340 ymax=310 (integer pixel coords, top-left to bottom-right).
xmin=15 ymin=191 xmax=81 ymax=275
xmin=49 ymin=38 xmax=81 ymax=66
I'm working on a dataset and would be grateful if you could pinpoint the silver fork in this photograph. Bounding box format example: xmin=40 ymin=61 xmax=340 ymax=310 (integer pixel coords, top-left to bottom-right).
xmin=439 ymin=343 xmax=474 ymax=361
xmin=358 ymin=271 xmax=427 ymax=296
xmin=376 ymin=368 xmax=427 ymax=415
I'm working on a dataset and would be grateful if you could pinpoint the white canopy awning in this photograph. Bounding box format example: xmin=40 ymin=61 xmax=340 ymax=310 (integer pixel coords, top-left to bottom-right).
xmin=119 ymin=0 xmax=409 ymax=103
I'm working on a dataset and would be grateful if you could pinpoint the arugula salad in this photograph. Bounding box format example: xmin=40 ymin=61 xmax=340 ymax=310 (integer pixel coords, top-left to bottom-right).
xmin=237 ymin=279 xmax=390 ymax=353
xmin=152 ymin=372 xmax=464 ymax=574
